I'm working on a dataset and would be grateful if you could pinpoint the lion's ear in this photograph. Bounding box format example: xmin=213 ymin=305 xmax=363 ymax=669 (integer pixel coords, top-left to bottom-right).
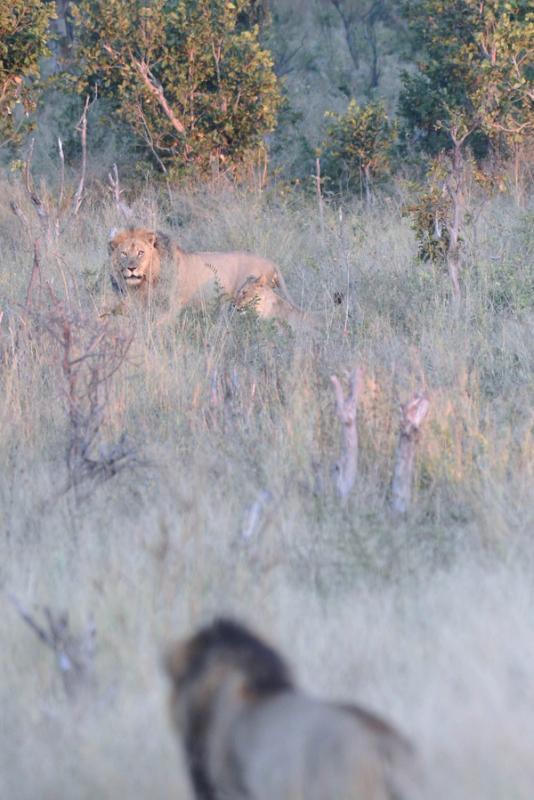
xmin=144 ymin=231 xmax=157 ymax=247
xmin=257 ymin=274 xmax=269 ymax=286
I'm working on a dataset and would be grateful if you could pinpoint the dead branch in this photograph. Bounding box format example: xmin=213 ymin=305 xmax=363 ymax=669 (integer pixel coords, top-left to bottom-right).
xmin=25 ymin=139 xmax=49 ymax=225
xmin=240 ymin=489 xmax=273 ymax=541
xmin=8 ymin=594 xmax=96 ymax=699
xmin=19 ymin=137 xmax=56 ymax=245
xmin=389 ymin=392 xmax=430 ymax=517
xmin=36 ymin=293 xmax=138 ymax=502
xmin=57 ymin=136 xmax=65 ymax=210
xmin=315 ymin=157 xmax=325 ymax=240
xmin=9 ymin=199 xmax=30 ymax=230
xmin=331 ymin=366 xmax=362 ymax=502
xmin=72 ymin=95 xmax=90 ymax=217
xmin=107 ymin=163 xmax=134 ymax=220
xmin=24 ymin=240 xmax=42 ymax=312
xmin=134 ymin=59 xmax=186 ymax=136
xmin=103 ymin=43 xmax=185 ymax=141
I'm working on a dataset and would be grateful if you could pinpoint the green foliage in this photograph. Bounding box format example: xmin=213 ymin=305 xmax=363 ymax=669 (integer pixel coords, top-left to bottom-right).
xmin=404 ymin=184 xmax=451 ymax=263
xmin=399 ymin=0 xmax=534 ymax=156
xmin=0 ymin=0 xmax=55 ymax=148
xmin=320 ymin=99 xmax=395 ymax=195
xmin=71 ymin=0 xmax=281 ymax=178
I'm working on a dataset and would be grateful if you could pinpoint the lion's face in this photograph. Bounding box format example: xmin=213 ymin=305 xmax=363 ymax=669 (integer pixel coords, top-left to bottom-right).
xmin=109 ymin=229 xmax=161 ymax=291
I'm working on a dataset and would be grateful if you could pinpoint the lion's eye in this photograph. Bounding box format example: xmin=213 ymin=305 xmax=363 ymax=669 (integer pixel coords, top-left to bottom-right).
xmin=121 ymin=251 xmax=128 ymax=258
xmin=137 ymin=250 xmax=144 ymax=257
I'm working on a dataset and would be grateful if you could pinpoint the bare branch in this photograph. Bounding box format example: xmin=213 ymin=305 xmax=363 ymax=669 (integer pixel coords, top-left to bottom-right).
xmin=9 ymin=594 xmax=97 ymax=700
xmin=9 ymin=200 xmax=30 ymax=230
xmin=240 ymin=489 xmax=273 ymax=541
xmin=72 ymin=95 xmax=90 ymax=217
xmin=57 ymin=136 xmax=65 ymax=210
xmin=315 ymin=157 xmax=325 ymax=240
xmin=134 ymin=57 xmax=186 ymax=136
xmin=24 ymin=240 xmax=42 ymax=312
xmin=107 ymin=163 xmax=134 ymax=220
xmin=331 ymin=366 xmax=362 ymax=502
xmin=24 ymin=137 xmax=35 ymax=195
xmin=34 ymin=298 xmax=139 ymax=503
xmin=103 ymin=43 xmax=186 ymax=139
xmin=7 ymin=594 xmax=55 ymax=649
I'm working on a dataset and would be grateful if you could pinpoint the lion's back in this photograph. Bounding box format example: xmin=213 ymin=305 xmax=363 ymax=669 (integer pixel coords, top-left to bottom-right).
xmin=197 ymin=251 xmax=278 ymax=290
xmin=227 ymin=693 xmax=396 ymax=800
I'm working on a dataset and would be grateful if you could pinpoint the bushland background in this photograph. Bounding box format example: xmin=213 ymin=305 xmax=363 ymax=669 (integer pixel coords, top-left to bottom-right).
xmin=1 ymin=2 xmax=533 ymax=798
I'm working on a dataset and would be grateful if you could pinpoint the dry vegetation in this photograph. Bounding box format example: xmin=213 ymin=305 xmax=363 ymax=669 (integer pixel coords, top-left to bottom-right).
xmin=1 ymin=174 xmax=534 ymax=798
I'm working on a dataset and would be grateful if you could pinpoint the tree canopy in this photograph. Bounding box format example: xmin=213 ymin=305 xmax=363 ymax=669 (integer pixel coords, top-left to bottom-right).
xmin=71 ymin=0 xmax=281 ymax=177
xmin=0 ymin=0 xmax=54 ymax=148
xmin=399 ymin=0 xmax=534 ymax=156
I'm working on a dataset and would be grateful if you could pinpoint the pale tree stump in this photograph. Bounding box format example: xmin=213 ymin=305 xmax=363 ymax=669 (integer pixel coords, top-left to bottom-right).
xmin=389 ymin=393 xmax=430 ymax=516
xmin=331 ymin=367 xmax=362 ymax=503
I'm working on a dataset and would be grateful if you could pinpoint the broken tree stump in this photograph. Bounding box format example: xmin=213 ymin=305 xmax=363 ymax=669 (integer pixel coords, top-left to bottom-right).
xmin=331 ymin=367 xmax=362 ymax=503
xmin=389 ymin=392 xmax=430 ymax=516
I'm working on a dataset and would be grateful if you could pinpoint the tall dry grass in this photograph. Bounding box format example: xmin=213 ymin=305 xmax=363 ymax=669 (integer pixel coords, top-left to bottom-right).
xmin=1 ymin=175 xmax=533 ymax=799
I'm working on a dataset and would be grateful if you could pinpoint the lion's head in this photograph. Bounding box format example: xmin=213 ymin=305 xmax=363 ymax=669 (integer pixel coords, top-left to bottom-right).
xmin=108 ymin=228 xmax=168 ymax=293
xmin=234 ymin=274 xmax=270 ymax=311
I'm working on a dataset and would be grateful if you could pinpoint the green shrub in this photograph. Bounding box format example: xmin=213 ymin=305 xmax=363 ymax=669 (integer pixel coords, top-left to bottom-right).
xmin=320 ymin=99 xmax=395 ymax=198
xmin=0 ymin=0 xmax=54 ymax=149
xmin=71 ymin=0 xmax=281 ymax=179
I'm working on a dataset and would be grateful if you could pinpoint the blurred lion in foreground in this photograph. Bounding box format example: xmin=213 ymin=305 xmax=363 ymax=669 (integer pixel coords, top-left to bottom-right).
xmin=165 ymin=618 xmax=416 ymax=800
xmin=108 ymin=228 xmax=293 ymax=310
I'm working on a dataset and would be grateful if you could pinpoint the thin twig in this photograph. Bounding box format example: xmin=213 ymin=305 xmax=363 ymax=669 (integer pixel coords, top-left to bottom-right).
xmin=107 ymin=163 xmax=134 ymax=219
xmin=7 ymin=594 xmax=55 ymax=649
xmin=57 ymin=136 xmax=65 ymax=210
xmin=24 ymin=240 xmax=42 ymax=312
xmin=72 ymin=95 xmax=90 ymax=216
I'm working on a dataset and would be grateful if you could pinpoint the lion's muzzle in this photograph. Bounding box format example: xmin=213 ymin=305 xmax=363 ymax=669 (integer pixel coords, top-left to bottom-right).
xmin=123 ymin=264 xmax=145 ymax=285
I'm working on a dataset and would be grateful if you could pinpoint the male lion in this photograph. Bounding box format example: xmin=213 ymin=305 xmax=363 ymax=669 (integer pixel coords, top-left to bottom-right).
xmin=234 ymin=274 xmax=318 ymax=333
xmin=108 ymin=228 xmax=293 ymax=310
xmin=165 ymin=618 xmax=415 ymax=800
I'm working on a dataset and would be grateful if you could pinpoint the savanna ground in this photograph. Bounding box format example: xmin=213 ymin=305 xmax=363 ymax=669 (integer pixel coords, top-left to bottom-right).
xmin=1 ymin=175 xmax=534 ymax=799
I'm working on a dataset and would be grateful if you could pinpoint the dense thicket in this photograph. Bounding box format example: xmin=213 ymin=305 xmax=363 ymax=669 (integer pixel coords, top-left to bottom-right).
xmin=0 ymin=0 xmax=532 ymax=186
xmin=0 ymin=0 xmax=54 ymax=148
xmin=71 ymin=0 xmax=281 ymax=177
xmin=399 ymin=0 xmax=534 ymax=158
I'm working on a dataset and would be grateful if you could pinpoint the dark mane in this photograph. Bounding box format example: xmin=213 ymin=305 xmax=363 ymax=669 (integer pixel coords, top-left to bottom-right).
xmin=186 ymin=618 xmax=293 ymax=695
xmin=154 ymin=230 xmax=175 ymax=257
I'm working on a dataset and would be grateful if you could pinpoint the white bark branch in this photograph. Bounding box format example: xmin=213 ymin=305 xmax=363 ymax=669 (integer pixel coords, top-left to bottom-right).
xmin=134 ymin=58 xmax=186 ymax=136
xmin=389 ymin=393 xmax=430 ymax=517
xmin=331 ymin=367 xmax=362 ymax=503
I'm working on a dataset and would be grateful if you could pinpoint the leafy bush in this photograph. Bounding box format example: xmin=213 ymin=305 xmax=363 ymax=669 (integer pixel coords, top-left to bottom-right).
xmin=71 ymin=0 xmax=281 ymax=178
xmin=0 ymin=0 xmax=54 ymax=149
xmin=320 ymin=99 xmax=395 ymax=198
xmin=399 ymin=0 xmax=534 ymax=158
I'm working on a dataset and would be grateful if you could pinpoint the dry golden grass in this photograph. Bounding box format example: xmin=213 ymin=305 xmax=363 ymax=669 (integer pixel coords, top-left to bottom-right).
xmin=1 ymin=176 xmax=533 ymax=798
